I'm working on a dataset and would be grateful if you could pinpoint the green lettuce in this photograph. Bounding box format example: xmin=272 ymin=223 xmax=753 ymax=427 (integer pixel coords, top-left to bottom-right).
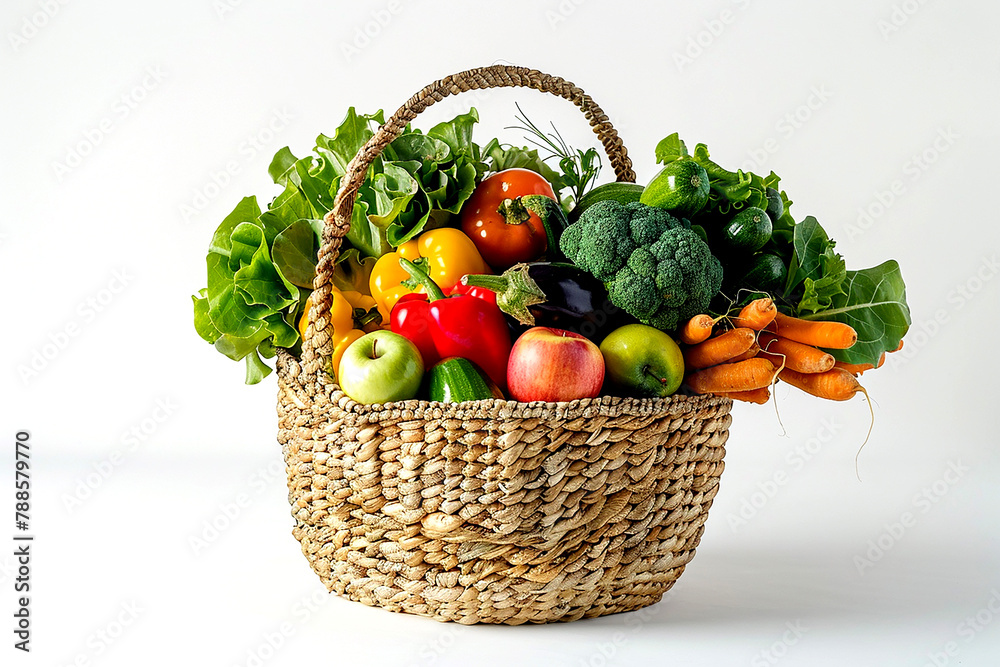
xmin=194 ymin=106 xmax=552 ymax=384
xmin=800 ymin=260 xmax=911 ymax=366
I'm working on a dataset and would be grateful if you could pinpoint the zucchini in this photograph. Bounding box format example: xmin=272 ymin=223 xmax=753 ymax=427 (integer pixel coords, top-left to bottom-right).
xmin=571 ymin=182 xmax=644 ymax=221
xmin=737 ymin=253 xmax=787 ymax=295
xmin=426 ymin=357 xmax=503 ymax=403
xmin=639 ymin=157 xmax=710 ymax=217
xmin=720 ymin=206 xmax=772 ymax=255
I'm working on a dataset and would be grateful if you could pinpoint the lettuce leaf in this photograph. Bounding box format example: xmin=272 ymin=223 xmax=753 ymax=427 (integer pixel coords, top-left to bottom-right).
xmin=797 ymin=248 xmax=846 ymax=313
xmin=193 ymin=107 xmax=501 ymax=383
xmin=480 ymin=138 xmax=563 ymax=194
xmin=800 ymin=260 xmax=911 ymax=366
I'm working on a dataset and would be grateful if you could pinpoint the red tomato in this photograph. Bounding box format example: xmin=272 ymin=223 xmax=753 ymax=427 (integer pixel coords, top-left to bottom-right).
xmin=460 ymin=168 xmax=558 ymax=270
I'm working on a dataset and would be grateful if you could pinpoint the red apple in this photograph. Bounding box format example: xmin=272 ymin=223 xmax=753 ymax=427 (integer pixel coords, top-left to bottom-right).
xmin=507 ymin=327 xmax=605 ymax=403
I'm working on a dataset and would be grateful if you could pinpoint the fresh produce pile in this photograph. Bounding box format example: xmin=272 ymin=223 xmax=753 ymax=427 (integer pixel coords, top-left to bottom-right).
xmin=193 ymin=108 xmax=910 ymax=406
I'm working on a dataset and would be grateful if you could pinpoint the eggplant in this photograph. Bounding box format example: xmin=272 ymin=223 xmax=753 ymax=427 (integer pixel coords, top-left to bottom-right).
xmin=462 ymin=262 xmax=635 ymax=344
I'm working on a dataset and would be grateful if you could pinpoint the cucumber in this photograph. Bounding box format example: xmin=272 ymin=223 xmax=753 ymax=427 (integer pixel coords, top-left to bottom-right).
xmin=426 ymin=357 xmax=503 ymax=403
xmin=764 ymin=187 xmax=784 ymax=222
xmin=737 ymin=253 xmax=787 ymax=295
xmin=720 ymin=206 xmax=772 ymax=255
xmin=639 ymin=157 xmax=710 ymax=217
xmin=571 ymin=182 xmax=644 ymax=221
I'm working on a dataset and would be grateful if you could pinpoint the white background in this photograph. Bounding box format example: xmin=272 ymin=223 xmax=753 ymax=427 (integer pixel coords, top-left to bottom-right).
xmin=2 ymin=0 xmax=999 ymax=665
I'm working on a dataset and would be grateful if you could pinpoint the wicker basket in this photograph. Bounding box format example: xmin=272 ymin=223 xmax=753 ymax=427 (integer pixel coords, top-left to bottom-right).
xmin=276 ymin=64 xmax=733 ymax=625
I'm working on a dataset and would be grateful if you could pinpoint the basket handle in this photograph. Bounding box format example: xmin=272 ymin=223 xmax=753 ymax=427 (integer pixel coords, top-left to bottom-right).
xmin=301 ymin=64 xmax=636 ymax=380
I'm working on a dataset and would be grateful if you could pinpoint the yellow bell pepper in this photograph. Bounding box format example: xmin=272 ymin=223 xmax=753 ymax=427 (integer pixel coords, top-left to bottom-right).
xmin=298 ymin=287 xmax=381 ymax=379
xmin=369 ymin=227 xmax=490 ymax=321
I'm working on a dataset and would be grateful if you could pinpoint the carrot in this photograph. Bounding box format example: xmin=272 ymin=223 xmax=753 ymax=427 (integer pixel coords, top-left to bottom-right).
xmin=731 ymin=298 xmax=777 ymax=330
xmin=683 ymin=327 xmax=756 ymax=369
xmin=893 ymin=339 xmax=904 ymax=352
xmin=834 ymin=351 xmax=886 ymax=376
xmin=679 ymin=314 xmax=716 ymax=345
xmin=778 ymin=367 xmax=865 ymax=401
xmin=834 ymin=360 xmax=874 ymax=376
xmin=685 ymin=358 xmax=776 ymax=394
xmin=765 ymin=312 xmax=857 ymax=349
xmin=727 ymin=342 xmax=760 ymax=364
xmin=719 ymin=387 xmax=771 ymax=404
xmin=757 ymin=332 xmax=835 ymax=374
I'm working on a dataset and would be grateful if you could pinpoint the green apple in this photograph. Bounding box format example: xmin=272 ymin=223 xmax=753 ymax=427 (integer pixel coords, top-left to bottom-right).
xmin=599 ymin=323 xmax=685 ymax=397
xmin=338 ymin=330 xmax=424 ymax=404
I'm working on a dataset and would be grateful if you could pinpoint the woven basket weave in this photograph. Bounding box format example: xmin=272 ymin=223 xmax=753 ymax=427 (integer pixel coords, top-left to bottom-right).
xmin=276 ymin=64 xmax=733 ymax=625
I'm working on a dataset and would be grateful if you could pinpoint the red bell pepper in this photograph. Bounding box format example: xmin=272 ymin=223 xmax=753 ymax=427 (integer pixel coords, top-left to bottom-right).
xmin=390 ymin=259 xmax=512 ymax=390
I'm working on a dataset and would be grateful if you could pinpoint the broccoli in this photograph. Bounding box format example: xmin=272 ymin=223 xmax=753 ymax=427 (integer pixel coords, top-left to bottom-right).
xmin=560 ymin=200 xmax=724 ymax=331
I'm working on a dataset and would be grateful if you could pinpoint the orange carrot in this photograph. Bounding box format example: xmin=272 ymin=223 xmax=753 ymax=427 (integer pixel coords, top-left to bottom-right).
xmin=679 ymin=314 xmax=716 ymax=345
xmin=683 ymin=328 xmax=756 ymax=369
xmin=757 ymin=332 xmax=835 ymax=374
xmin=835 ymin=351 xmax=887 ymax=376
xmin=727 ymin=342 xmax=760 ymax=364
xmin=686 ymin=358 xmax=776 ymax=394
xmin=834 ymin=360 xmax=874 ymax=376
xmin=893 ymin=339 xmax=904 ymax=352
xmin=731 ymin=298 xmax=777 ymax=330
xmin=778 ymin=367 xmax=864 ymax=401
xmin=765 ymin=312 xmax=858 ymax=349
xmin=719 ymin=387 xmax=771 ymax=404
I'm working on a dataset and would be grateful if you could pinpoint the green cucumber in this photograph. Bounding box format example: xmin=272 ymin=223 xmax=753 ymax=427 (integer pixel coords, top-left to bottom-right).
xmin=737 ymin=253 xmax=787 ymax=295
xmin=571 ymin=182 xmax=645 ymax=221
xmin=764 ymin=187 xmax=784 ymax=222
xmin=720 ymin=206 xmax=772 ymax=255
xmin=426 ymin=357 xmax=503 ymax=403
xmin=639 ymin=157 xmax=710 ymax=217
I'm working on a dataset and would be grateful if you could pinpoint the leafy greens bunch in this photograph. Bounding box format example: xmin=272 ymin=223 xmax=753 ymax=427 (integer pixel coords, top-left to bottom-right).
xmin=193 ymin=107 xmax=563 ymax=383
xmin=656 ymin=133 xmax=910 ymax=367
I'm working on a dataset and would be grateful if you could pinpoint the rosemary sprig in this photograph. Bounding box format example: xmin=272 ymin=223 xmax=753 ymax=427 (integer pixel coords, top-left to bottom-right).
xmin=508 ymin=103 xmax=601 ymax=207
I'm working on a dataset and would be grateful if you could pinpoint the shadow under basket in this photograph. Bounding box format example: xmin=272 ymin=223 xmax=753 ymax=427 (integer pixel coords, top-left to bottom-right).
xmin=275 ymin=64 xmax=733 ymax=624
xmin=276 ymin=350 xmax=732 ymax=625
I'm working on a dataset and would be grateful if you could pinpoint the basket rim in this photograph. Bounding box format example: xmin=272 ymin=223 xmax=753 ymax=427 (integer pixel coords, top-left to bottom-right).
xmin=277 ymin=348 xmax=731 ymax=422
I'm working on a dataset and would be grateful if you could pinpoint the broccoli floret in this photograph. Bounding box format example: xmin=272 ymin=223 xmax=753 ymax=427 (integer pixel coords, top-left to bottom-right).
xmin=560 ymin=200 xmax=723 ymax=332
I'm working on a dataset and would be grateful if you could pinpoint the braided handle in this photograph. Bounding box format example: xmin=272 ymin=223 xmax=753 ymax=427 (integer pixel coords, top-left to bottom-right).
xmin=300 ymin=64 xmax=635 ymax=379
